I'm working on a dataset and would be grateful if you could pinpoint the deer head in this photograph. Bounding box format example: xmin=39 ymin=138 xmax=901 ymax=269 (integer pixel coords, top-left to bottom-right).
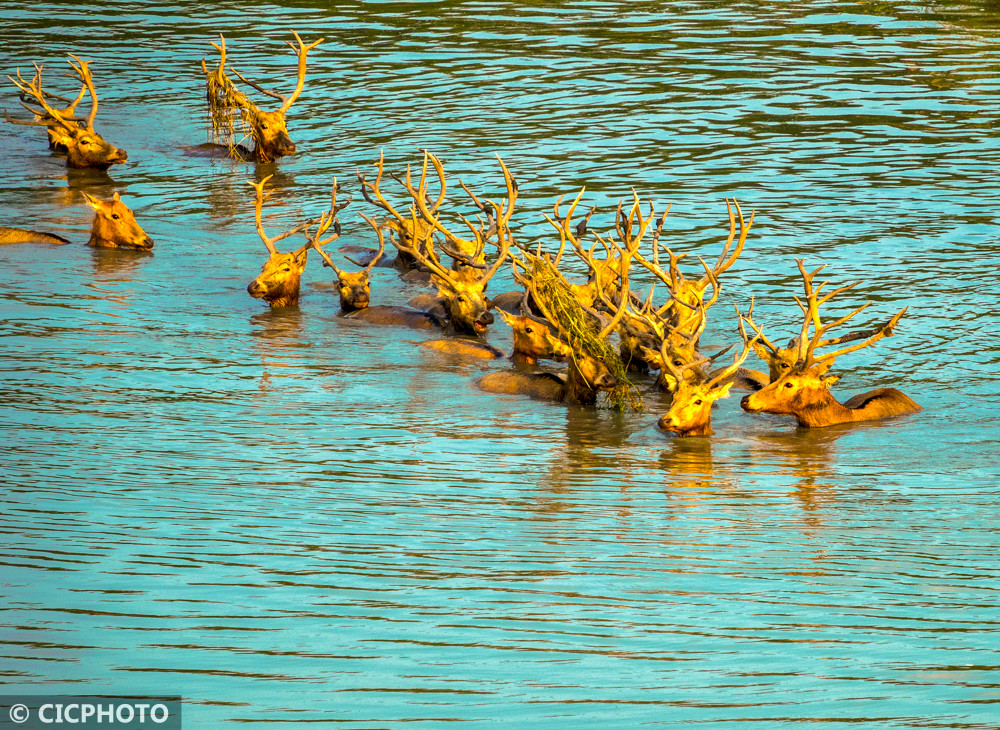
xmin=658 ymin=316 xmax=754 ymax=437
xmin=496 ymin=308 xmax=572 ymax=364
xmin=740 ymin=260 xmax=908 ymax=425
xmin=83 ymin=192 xmax=153 ymax=251
xmin=6 ymin=58 xmax=127 ymax=170
xmin=245 ymin=175 xmax=315 ymax=307
xmin=202 ymin=32 xmax=322 ymax=163
xmin=389 ymin=151 xmax=515 ymax=336
xmin=311 ymin=200 xmax=390 ymax=314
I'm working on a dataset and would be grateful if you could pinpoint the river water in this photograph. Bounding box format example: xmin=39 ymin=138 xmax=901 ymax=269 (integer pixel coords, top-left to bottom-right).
xmin=2 ymin=2 xmax=999 ymax=728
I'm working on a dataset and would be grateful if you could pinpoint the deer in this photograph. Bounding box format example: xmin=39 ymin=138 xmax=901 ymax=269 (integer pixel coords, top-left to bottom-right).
xmin=6 ymin=57 xmax=128 ymax=170
xmin=0 ymin=227 xmax=71 ymax=245
xmin=657 ymin=316 xmax=757 ymax=437
xmin=245 ymin=175 xmax=321 ymax=307
xmin=83 ymin=192 xmax=153 ymax=250
xmin=739 ymin=259 xmax=921 ymax=427
xmin=201 ymin=32 xmax=322 ymax=163
xmin=308 ymin=190 xmax=444 ymax=329
xmin=385 ymin=153 xmax=515 ymax=338
xmin=304 ymin=184 xmax=394 ymax=315
xmin=628 ymin=199 xmax=753 ymax=340
xmin=476 ymin=203 xmax=644 ymax=407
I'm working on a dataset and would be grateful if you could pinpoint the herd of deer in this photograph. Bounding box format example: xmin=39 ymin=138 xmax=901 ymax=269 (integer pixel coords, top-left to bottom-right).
xmin=3 ymin=32 xmax=922 ymax=437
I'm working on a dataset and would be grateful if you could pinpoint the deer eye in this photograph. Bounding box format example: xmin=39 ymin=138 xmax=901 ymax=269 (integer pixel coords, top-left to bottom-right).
xmin=525 ymin=327 xmax=533 ymax=334
xmin=261 ymin=124 xmax=269 ymax=130
xmin=281 ymin=267 xmax=291 ymax=272
xmin=784 ymin=382 xmax=794 ymax=388
xmin=694 ymin=399 xmax=703 ymax=406
xmin=673 ymin=359 xmax=683 ymax=366
xmin=111 ymin=214 xmax=120 ymax=220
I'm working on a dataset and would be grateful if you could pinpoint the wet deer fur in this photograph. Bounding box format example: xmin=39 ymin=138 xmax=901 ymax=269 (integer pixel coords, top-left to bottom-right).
xmin=84 ymin=192 xmax=153 ymax=251
xmin=6 ymin=57 xmax=127 ymax=170
xmin=739 ymin=259 xmax=921 ymax=427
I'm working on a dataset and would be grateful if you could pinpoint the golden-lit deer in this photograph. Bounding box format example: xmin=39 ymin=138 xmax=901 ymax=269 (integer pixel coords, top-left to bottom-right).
xmin=202 ymin=32 xmax=322 ymax=163
xmin=630 ymin=199 xmax=752 ymax=339
xmin=357 ymin=151 xmax=447 ymax=270
xmin=307 ymin=186 xmax=393 ymax=315
xmin=478 ymin=204 xmax=644 ymax=407
xmin=740 ymin=260 xmax=921 ymax=427
xmin=245 ymin=175 xmax=317 ymax=307
xmin=657 ymin=317 xmax=756 ymax=437
xmin=6 ymin=57 xmax=128 ymax=170
xmin=389 ymin=153 xmax=515 ymax=337
xmin=82 ymin=192 xmax=153 ymax=250
xmin=0 ymin=227 xmax=71 ymax=245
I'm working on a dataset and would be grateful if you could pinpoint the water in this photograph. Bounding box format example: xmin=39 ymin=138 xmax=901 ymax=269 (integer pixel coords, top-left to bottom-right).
xmin=2 ymin=1 xmax=999 ymax=727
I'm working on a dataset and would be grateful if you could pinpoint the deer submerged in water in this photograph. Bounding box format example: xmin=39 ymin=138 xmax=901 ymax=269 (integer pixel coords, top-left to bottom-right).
xmin=6 ymin=56 xmax=128 ymax=170
xmin=740 ymin=259 xmax=920 ymax=428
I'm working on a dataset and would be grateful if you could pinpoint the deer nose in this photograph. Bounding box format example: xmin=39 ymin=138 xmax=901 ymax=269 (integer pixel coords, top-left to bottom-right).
xmin=597 ymin=373 xmax=617 ymax=389
xmin=139 ymin=236 xmax=154 ymax=250
xmin=479 ymin=311 xmax=495 ymax=326
xmin=740 ymin=394 xmax=755 ymax=412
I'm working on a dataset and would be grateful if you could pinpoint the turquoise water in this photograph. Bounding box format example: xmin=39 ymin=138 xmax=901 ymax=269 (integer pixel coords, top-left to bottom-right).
xmin=2 ymin=2 xmax=999 ymax=727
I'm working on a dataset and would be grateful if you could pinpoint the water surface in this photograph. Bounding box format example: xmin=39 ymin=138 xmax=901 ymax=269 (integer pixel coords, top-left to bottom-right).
xmin=2 ymin=1 xmax=999 ymax=727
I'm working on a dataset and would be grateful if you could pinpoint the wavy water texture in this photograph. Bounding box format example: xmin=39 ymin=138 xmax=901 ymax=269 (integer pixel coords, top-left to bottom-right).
xmin=1 ymin=1 xmax=1000 ymax=727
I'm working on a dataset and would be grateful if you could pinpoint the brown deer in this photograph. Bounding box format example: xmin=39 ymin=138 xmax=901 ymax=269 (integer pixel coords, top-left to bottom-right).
xmin=657 ymin=317 xmax=756 ymax=437
xmin=478 ymin=210 xmax=642 ymax=407
xmin=6 ymin=57 xmax=127 ymax=170
xmin=202 ymin=32 xmax=322 ymax=163
xmin=387 ymin=153 xmax=515 ymax=337
xmin=83 ymin=192 xmax=153 ymax=250
xmin=0 ymin=227 xmax=71 ymax=245
xmin=245 ymin=175 xmax=318 ymax=307
xmin=356 ymin=151 xmax=446 ymax=270
xmin=740 ymin=260 xmax=921 ymax=427
xmin=629 ymin=199 xmax=753 ymax=339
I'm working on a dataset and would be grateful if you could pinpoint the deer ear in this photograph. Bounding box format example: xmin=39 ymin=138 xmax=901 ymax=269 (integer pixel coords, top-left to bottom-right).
xmin=821 ymin=373 xmax=841 ymax=387
xmin=639 ymin=345 xmax=659 ymax=363
xmin=751 ymin=341 xmax=770 ymax=362
xmin=811 ymin=360 xmax=834 ymax=378
xmin=712 ymin=381 xmax=734 ymax=401
xmin=112 ymin=192 xmax=121 ymax=202
xmin=496 ymin=309 xmax=516 ymax=327
xmin=82 ymin=192 xmax=101 ymax=211
xmin=294 ymin=249 xmax=309 ymax=269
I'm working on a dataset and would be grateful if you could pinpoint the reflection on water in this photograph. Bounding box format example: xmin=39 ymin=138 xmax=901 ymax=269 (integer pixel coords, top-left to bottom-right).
xmin=2 ymin=1 xmax=1000 ymax=727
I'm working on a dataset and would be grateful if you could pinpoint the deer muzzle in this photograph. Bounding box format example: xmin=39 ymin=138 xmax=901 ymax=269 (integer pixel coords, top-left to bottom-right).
xmin=740 ymin=393 xmax=760 ymax=412
xmin=472 ymin=310 xmax=494 ymax=335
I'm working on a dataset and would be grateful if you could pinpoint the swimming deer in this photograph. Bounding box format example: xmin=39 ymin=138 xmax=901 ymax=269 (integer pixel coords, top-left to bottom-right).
xmin=387 ymin=153 xmax=515 ymax=337
xmin=0 ymin=227 xmax=71 ymax=245
xmin=245 ymin=175 xmax=318 ymax=307
xmin=740 ymin=260 xmax=921 ymax=427
xmin=478 ymin=204 xmax=644 ymax=406
xmin=6 ymin=57 xmax=127 ymax=170
xmin=657 ymin=317 xmax=756 ymax=437
xmin=630 ymin=198 xmax=753 ymax=339
xmin=83 ymin=192 xmax=153 ymax=250
xmin=202 ymin=32 xmax=322 ymax=163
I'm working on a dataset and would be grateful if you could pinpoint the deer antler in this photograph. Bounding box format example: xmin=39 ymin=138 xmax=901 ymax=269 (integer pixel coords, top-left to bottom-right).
xmin=65 ymin=55 xmax=98 ymax=131
xmin=545 ymin=189 xmax=597 ymax=269
xmin=788 ymin=258 xmax=908 ymax=369
xmin=278 ymin=31 xmax=323 ymax=114
xmin=247 ymin=175 xmax=317 ymax=254
xmin=700 ymin=198 xmax=753 ymax=285
xmin=7 ymin=66 xmax=78 ymax=133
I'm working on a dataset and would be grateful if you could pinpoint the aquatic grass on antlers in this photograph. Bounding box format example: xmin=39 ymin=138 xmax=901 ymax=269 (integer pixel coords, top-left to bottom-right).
xmin=524 ymin=253 xmax=643 ymax=412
